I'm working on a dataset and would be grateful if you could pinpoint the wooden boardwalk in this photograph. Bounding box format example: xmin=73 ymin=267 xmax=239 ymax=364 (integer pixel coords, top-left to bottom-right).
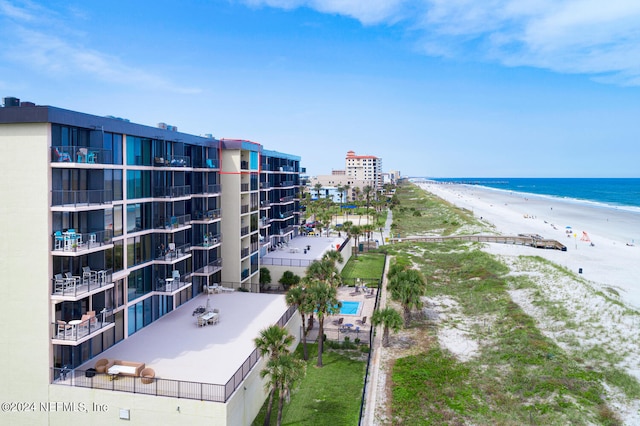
xmin=389 ymin=235 xmax=567 ymax=251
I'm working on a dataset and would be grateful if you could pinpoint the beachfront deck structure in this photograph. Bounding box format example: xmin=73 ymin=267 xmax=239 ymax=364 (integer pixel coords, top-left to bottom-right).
xmin=389 ymin=234 xmax=567 ymax=251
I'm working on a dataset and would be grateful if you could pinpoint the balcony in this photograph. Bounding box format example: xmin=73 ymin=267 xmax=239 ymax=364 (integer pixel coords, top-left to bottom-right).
xmin=241 ymin=183 xmax=249 ymax=192
xmin=155 ymin=243 xmax=191 ymax=263
xmin=192 ymin=258 xmax=223 ymax=277
xmin=241 ymin=226 xmax=250 ymax=236
xmin=279 ymin=181 xmax=294 ymax=187
xmin=241 ymin=204 xmax=249 ymax=214
xmin=154 ymin=214 xmax=191 ymax=231
xmin=51 ymin=146 xmax=112 ymax=165
xmin=153 ymin=155 xmax=191 ymax=167
xmin=241 ymin=247 xmax=250 ymax=258
xmin=155 ymin=274 xmax=192 ymax=294
xmin=277 ymin=195 xmax=295 ymax=203
xmin=51 ymin=189 xmax=113 ymax=207
xmin=153 ymin=185 xmax=191 ymax=199
xmin=260 ymin=182 xmax=272 ymax=190
xmin=191 ymin=209 xmax=221 ymax=223
xmin=52 ymin=229 xmax=113 ymax=254
xmin=191 ymin=234 xmax=222 ymax=249
xmin=52 ymin=310 xmax=114 ymax=344
xmin=52 ymin=269 xmax=113 ymax=299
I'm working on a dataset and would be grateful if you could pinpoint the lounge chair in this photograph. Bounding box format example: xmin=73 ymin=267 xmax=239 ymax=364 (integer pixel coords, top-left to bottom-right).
xmin=141 ymin=368 xmax=155 ymax=384
xmin=358 ymin=316 xmax=367 ymax=326
xmin=94 ymin=358 xmax=109 ymax=373
xmin=333 ymin=317 xmax=344 ymax=326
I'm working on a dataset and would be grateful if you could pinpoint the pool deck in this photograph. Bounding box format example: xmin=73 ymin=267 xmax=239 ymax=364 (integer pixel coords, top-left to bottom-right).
xmin=307 ymin=285 xmax=376 ymax=342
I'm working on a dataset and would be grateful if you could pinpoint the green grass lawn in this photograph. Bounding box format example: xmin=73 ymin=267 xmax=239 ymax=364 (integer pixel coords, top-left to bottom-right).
xmin=341 ymin=252 xmax=386 ymax=286
xmin=252 ymin=344 xmax=366 ymax=426
xmin=383 ymin=182 xmax=635 ymax=425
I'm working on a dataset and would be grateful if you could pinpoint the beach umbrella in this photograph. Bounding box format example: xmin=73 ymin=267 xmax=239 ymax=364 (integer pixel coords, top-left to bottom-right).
xmin=565 ymin=225 xmax=572 ymax=229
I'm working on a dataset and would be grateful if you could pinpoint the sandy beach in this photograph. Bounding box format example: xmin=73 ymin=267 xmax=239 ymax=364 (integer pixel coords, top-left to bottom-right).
xmin=417 ymin=181 xmax=640 ymax=309
xmin=403 ymin=181 xmax=640 ymax=423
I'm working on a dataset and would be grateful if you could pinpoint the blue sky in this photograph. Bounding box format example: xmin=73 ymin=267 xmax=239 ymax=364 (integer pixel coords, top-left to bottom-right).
xmin=1 ymin=0 xmax=639 ymax=178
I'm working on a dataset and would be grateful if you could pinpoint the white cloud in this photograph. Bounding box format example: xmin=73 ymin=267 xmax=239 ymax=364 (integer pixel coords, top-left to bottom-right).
xmin=244 ymin=0 xmax=640 ymax=85
xmin=243 ymin=0 xmax=408 ymax=24
xmin=0 ymin=0 xmax=200 ymax=94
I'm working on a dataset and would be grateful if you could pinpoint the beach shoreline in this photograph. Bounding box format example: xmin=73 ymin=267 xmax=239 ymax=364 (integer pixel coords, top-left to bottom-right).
xmin=415 ymin=181 xmax=640 ymax=309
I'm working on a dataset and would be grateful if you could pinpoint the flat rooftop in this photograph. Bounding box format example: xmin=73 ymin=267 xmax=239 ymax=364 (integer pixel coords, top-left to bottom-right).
xmin=262 ymin=235 xmax=346 ymax=265
xmin=80 ymin=292 xmax=288 ymax=384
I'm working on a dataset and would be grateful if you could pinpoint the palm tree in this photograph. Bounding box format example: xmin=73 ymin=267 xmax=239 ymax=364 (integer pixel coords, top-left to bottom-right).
xmin=348 ymin=225 xmax=363 ymax=258
xmin=261 ymin=352 xmax=305 ymax=426
xmin=388 ymin=268 xmax=427 ymax=327
xmin=342 ymin=184 xmax=351 ymax=204
xmin=285 ymin=285 xmax=312 ymax=360
xmin=306 ymin=279 xmax=340 ymax=367
xmin=363 ymin=185 xmax=373 ymax=216
xmin=306 ymin=255 xmax=342 ymax=289
xmin=255 ymin=325 xmax=295 ymax=425
xmin=371 ymin=307 xmax=403 ymax=347
xmin=313 ymin=183 xmax=323 ymax=200
xmin=336 ymin=184 xmax=343 ymax=210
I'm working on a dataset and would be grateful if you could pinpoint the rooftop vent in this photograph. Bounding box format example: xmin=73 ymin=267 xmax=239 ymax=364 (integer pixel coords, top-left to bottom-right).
xmin=3 ymin=97 xmax=20 ymax=107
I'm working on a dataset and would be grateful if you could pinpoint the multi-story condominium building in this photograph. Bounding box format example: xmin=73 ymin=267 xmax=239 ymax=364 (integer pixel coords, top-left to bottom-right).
xmin=345 ymin=150 xmax=382 ymax=190
xmin=0 ymin=98 xmax=301 ymax=425
xmin=308 ymin=174 xmax=376 ymax=202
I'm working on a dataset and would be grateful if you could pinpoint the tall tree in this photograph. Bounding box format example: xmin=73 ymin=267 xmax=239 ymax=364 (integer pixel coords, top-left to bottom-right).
xmin=371 ymin=307 xmax=403 ymax=347
xmin=342 ymin=184 xmax=350 ymax=204
xmin=388 ymin=268 xmax=427 ymax=327
xmin=306 ymin=279 xmax=340 ymax=367
xmin=285 ymin=285 xmax=312 ymax=360
xmin=363 ymin=185 xmax=373 ymax=216
xmin=306 ymin=254 xmax=343 ymax=289
xmin=254 ymin=325 xmax=295 ymax=425
xmin=313 ymin=183 xmax=323 ymax=200
xmin=348 ymin=225 xmax=363 ymax=259
xmin=269 ymin=353 xmax=305 ymax=426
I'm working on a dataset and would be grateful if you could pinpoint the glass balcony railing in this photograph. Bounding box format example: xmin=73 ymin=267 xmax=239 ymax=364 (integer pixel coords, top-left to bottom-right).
xmin=156 ymin=243 xmax=191 ymax=261
xmin=51 ymin=189 xmax=113 ymax=206
xmin=200 ymin=233 xmax=222 ymax=247
xmin=52 ymin=229 xmax=113 ymax=252
xmin=153 ymin=155 xmax=191 ymax=167
xmin=154 ymin=185 xmax=191 ymax=198
xmin=51 ymin=146 xmax=112 ymax=165
xmin=193 ymin=258 xmax=223 ymax=276
xmin=154 ymin=214 xmax=191 ymax=230
xmin=52 ymin=310 xmax=114 ymax=342
xmin=52 ymin=269 xmax=113 ymax=297
xmin=155 ymin=274 xmax=192 ymax=292
xmin=192 ymin=209 xmax=221 ymax=221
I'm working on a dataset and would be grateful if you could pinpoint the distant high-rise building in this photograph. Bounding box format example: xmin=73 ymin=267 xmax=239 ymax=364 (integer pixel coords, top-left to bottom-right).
xmin=345 ymin=150 xmax=382 ymax=190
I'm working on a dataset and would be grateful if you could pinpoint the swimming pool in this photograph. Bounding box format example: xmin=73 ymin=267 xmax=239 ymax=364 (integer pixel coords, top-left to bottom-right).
xmin=339 ymin=300 xmax=361 ymax=316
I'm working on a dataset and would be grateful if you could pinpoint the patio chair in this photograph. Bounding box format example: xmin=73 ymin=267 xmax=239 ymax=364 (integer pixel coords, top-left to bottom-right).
xmin=79 ymin=314 xmax=91 ymax=334
xmin=76 ymin=147 xmax=88 ymax=163
xmin=56 ymin=320 xmax=72 ymax=338
xmin=197 ymin=316 xmax=207 ymax=327
xmin=358 ymin=316 xmax=367 ymax=326
xmin=64 ymin=272 xmax=81 ymax=289
xmin=141 ymin=368 xmax=155 ymax=384
xmin=54 ymin=274 xmax=65 ymax=293
xmin=333 ymin=317 xmax=344 ymax=326
xmin=94 ymin=358 xmax=109 ymax=373
xmin=83 ymin=266 xmax=97 ymax=285
xmin=172 ymin=270 xmax=180 ymax=283
xmin=54 ymin=231 xmax=64 ymax=250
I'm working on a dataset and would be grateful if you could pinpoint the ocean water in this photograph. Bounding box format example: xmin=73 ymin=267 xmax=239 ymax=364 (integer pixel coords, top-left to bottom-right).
xmin=430 ymin=178 xmax=640 ymax=212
